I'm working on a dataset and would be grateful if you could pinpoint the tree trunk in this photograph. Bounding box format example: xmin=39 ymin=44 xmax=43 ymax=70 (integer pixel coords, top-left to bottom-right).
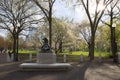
xmin=13 ymin=35 xmax=18 ymax=61
xmin=49 ymin=18 xmax=52 ymax=48
xmin=110 ymin=11 xmax=118 ymax=62
xmin=59 ymin=41 xmax=62 ymax=53
xmin=88 ymin=43 xmax=91 ymax=57
xmin=49 ymin=6 xmax=52 ymax=48
xmin=110 ymin=27 xmax=117 ymax=62
xmin=89 ymin=32 xmax=95 ymax=60
xmin=16 ymin=34 xmax=19 ymax=61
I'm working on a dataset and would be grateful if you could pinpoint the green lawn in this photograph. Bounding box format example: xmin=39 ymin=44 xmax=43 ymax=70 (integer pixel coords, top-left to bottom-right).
xmin=62 ymin=51 xmax=111 ymax=58
xmin=18 ymin=50 xmax=37 ymax=54
xmin=18 ymin=50 xmax=111 ymax=58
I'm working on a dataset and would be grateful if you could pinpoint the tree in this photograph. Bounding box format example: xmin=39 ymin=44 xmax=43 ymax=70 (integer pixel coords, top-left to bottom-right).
xmin=33 ymin=0 xmax=56 ymax=47
xmin=76 ymin=0 xmax=113 ymax=60
xmin=76 ymin=21 xmax=91 ymax=56
xmin=0 ymin=0 xmax=41 ymax=61
xmin=116 ymin=23 xmax=120 ymax=51
xmin=96 ymin=26 xmax=110 ymax=52
xmin=52 ymin=18 xmax=72 ymax=53
xmin=101 ymin=0 xmax=120 ymax=62
xmin=19 ymin=37 xmax=26 ymax=49
xmin=4 ymin=33 xmax=13 ymax=50
xmin=35 ymin=17 xmax=76 ymax=53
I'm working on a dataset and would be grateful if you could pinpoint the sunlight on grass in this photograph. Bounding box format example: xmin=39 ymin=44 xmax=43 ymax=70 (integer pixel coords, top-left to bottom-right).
xmin=72 ymin=51 xmax=88 ymax=56
xmin=62 ymin=51 xmax=111 ymax=58
xmin=18 ymin=50 xmax=111 ymax=58
xmin=18 ymin=50 xmax=37 ymax=54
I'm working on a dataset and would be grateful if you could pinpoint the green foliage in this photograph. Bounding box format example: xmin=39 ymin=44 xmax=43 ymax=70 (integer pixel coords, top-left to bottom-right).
xmin=61 ymin=51 xmax=111 ymax=58
xmin=116 ymin=24 xmax=120 ymax=51
xmin=95 ymin=26 xmax=111 ymax=52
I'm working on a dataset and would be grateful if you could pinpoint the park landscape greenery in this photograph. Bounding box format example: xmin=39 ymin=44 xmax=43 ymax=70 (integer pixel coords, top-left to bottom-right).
xmin=0 ymin=0 xmax=120 ymax=62
xmin=18 ymin=49 xmax=112 ymax=58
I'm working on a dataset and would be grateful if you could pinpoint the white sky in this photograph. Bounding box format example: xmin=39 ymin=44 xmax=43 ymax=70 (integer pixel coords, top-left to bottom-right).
xmin=53 ymin=0 xmax=87 ymax=22
xmin=0 ymin=30 xmax=7 ymax=37
xmin=53 ymin=0 xmax=113 ymax=23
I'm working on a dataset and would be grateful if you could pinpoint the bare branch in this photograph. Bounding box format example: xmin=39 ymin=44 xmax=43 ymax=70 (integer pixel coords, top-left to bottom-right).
xmin=101 ymin=19 xmax=111 ymax=26
xmin=33 ymin=0 xmax=49 ymax=20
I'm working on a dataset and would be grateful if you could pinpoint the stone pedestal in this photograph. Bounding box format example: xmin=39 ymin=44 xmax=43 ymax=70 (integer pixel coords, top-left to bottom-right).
xmin=20 ymin=53 xmax=72 ymax=71
xmin=37 ymin=53 xmax=56 ymax=64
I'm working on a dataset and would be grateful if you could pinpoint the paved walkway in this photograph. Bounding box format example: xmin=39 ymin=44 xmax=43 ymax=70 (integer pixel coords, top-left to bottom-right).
xmin=0 ymin=61 xmax=120 ymax=80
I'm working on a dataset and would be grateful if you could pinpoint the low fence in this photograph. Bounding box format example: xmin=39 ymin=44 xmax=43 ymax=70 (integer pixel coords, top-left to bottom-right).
xmin=18 ymin=53 xmax=89 ymax=63
xmin=1 ymin=53 xmax=114 ymax=63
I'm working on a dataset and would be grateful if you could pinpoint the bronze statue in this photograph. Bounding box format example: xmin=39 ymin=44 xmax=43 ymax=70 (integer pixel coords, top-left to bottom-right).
xmin=40 ymin=38 xmax=52 ymax=53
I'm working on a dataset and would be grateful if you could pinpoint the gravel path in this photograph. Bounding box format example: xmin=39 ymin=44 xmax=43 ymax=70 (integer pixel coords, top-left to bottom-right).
xmin=0 ymin=61 xmax=120 ymax=80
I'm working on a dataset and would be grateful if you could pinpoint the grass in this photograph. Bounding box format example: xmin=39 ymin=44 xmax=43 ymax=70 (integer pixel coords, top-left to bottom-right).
xmin=18 ymin=49 xmax=37 ymax=54
xmin=18 ymin=50 xmax=111 ymax=58
xmin=72 ymin=51 xmax=88 ymax=56
xmin=61 ymin=51 xmax=111 ymax=58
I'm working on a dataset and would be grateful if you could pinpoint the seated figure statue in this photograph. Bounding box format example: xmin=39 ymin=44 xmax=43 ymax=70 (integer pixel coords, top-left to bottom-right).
xmin=40 ymin=38 xmax=52 ymax=53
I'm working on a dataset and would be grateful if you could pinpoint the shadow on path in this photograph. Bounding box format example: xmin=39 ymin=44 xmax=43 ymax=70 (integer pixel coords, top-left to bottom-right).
xmin=0 ymin=61 xmax=91 ymax=80
xmin=65 ymin=61 xmax=91 ymax=80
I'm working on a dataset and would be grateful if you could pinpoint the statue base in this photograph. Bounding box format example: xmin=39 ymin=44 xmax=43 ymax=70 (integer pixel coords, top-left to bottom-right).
xmin=37 ymin=53 xmax=56 ymax=64
xmin=20 ymin=53 xmax=72 ymax=71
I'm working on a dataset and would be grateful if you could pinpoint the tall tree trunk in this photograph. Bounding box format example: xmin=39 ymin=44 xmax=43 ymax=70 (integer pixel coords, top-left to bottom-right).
xmin=13 ymin=35 xmax=18 ymax=61
xmin=16 ymin=34 xmax=19 ymax=61
xmin=110 ymin=27 xmax=117 ymax=62
xmin=110 ymin=11 xmax=118 ymax=62
xmin=89 ymin=32 xmax=95 ymax=60
xmin=59 ymin=41 xmax=62 ymax=53
xmin=49 ymin=5 xmax=52 ymax=48
xmin=13 ymin=36 xmax=16 ymax=54
xmin=88 ymin=43 xmax=91 ymax=57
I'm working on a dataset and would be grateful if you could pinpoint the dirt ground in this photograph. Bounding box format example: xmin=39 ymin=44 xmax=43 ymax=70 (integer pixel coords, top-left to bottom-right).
xmin=0 ymin=60 xmax=120 ymax=80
